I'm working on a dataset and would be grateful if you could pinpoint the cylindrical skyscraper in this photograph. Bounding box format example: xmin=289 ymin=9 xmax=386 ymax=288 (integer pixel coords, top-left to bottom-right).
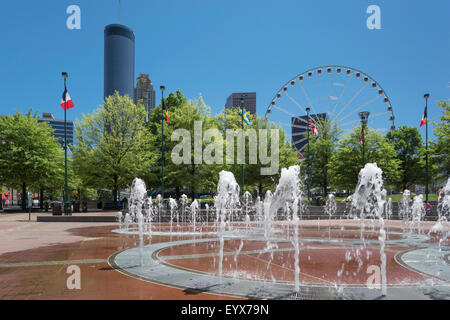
xmin=104 ymin=24 xmax=135 ymax=100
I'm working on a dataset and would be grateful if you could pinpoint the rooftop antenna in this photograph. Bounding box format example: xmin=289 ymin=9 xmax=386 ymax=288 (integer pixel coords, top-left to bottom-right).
xmin=118 ymin=0 xmax=121 ymax=23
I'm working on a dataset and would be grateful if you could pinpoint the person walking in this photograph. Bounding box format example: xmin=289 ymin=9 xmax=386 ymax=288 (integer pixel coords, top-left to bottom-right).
xmin=1 ymin=192 xmax=7 ymax=208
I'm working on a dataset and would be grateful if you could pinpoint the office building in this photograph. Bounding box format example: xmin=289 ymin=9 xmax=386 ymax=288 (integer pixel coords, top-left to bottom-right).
xmin=291 ymin=113 xmax=327 ymax=153
xmin=38 ymin=113 xmax=74 ymax=147
xmin=104 ymin=24 xmax=135 ymax=100
xmin=134 ymin=73 xmax=156 ymax=121
xmin=225 ymin=92 xmax=256 ymax=114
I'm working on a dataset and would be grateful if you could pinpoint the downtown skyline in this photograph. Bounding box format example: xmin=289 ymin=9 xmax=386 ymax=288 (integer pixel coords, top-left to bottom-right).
xmin=0 ymin=0 xmax=448 ymax=139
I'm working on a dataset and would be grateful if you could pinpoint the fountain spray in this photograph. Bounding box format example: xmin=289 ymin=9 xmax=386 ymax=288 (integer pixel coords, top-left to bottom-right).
xmin=129 ymin=178 xmax=147 ymax=266
xmin=215 ymin=171 xmax=240 ymax=282
xmin=351 ymin=163 xmax=387 ymax=296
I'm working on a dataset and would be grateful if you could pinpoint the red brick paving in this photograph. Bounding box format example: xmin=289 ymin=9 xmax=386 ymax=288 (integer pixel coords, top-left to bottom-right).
xmin=0 ymin=214 xmax=442 ymax=299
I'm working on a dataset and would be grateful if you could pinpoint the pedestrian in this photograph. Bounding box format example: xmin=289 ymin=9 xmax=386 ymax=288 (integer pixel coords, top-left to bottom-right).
xmin=1 ymin=192 xmax=7 ymax=208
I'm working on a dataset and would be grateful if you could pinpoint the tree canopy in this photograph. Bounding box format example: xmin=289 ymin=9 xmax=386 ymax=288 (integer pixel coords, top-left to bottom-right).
xmin=3 ymin=90 xmax=444 ymax=208
xmin=0 ymin=110 xmax=64 ymax=208
xmin=386 ymin=125 xmax=424 ymax=190
xmin=329 ymin=126 xmax=401 ymax=191
xmin=300 ymin=119 xmax=341 ymax=197
xmin=432 ymin=101 xmax=450 ymax=182
xmin=72 ymin=92 xmax=156 ymax=203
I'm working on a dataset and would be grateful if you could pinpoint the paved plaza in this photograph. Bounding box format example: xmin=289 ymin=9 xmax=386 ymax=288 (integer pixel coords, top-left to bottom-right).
xmin=0 ymin=212 xmax=448 ymax=300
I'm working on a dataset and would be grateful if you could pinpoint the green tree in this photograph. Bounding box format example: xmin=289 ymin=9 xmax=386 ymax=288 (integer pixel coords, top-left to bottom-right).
xmin=146 ymin=91 xmax=221 ymax=199
xmin=217 ymin=107 xmax=298 ymax=196
xmin=73 ymin=92 xmax=156 ymax=204
xmin=330 ymin=127 xmax=401 ymax=191
xmin=146 ymin=89 xmax=187 ymax=136
xmin=300 ymin=119 xmax=341 ymax=197
xmin=432 ymin=101 xmax=450 ymax=181
xmin=147 ymin=91 xmax=298 ymax=199
xmin=386 ymin=125 xmax=424 ymax=190
xmin=0 ymin=110 xmax=65 ymax=210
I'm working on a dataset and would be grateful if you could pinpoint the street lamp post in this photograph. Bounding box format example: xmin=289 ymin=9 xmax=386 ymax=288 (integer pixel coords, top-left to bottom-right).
xmin=160 ymin=86 xmax=165 ymax=199
xmin=240 ymin=94 xmax=246 ymax=195
xmin=359 ymin=111 xmax=370 ymax=167
xmin=62 ymin=72 xmax=71 ymax=215
xmin=424 ymin=93 xmax=430 ymax=203
xmin=306 ymin=107 xmax=311 ymax=202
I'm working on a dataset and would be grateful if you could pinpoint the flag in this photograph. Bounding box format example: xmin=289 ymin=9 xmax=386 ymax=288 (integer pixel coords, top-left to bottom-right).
xmin=60 ymin=88 xmax=75 ymax=110
xmin=308 ymin=119 xmax=319 ymax=136
xmin=360 ymin=127 xmax=364 ymax=145
xmin=420 ymin=105 xmax=427 ymax=127
xmin=163 ymin=99 xmax=169 ymax=124
xmin=242 ymin=108 xmax=252 ymax=125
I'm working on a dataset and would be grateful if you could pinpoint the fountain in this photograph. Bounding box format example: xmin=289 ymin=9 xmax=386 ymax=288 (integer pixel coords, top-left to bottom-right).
xmin=430 ymin=177 xmax=450 ymax=246
xmin=117 ymin=211 xmax=123 ymax=229
xmin=268 ymin=165 xmax=303 ymax=291
xmin=411 ymin=195 xmax=426 ymax=234
xmin=181 ymin=194 xmax=188 ymax=229
xmin=205 ymin=203 xmax=209 ymax=223
xmin=385 ymin=198 xmax=393 ymax=220
xmin=214 ymin=170 xmax=240 ymax=282
xmin=324 ymin=194 xmax=337 ymax=239
xmin=190 ymin=200 xmax=199 ymax=232
xmin=169 ymin=197 xmax=177 ymax=233
xmin=111 ymin=164 xmax=450 ymax=300
xmin=129 ymin=178 xmax=147 ymax=266
xmin=350 ymin=163 xmax=387 ymax=296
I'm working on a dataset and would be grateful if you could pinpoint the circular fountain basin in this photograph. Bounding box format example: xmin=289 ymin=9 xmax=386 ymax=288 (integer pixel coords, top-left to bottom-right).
xmin=110 ymin=223 xmax=450 ymax=300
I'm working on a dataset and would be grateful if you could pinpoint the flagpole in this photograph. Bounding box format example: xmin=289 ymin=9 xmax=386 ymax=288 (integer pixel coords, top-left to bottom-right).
xmin=160 ymin=86 xmax=165 ymax=199
xmin=362 ymin=126 xmax=365 ymax=166
xmin=424 ymin=93 xmax=430 ymax=203
xmin=62 ymin=72 xmax=71 ymax=215
xmin=306 ymin=107 xmax=311 ymax=203
xmin=359 ymin=111 xmax=370 ymax=167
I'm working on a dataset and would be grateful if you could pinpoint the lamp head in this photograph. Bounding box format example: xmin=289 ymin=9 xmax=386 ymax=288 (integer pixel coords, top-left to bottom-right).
xmin=62 ymin=72 xmax=68 ymax=79
xmin=359 ymin=111 xmax=370 ymax=125
xmin=305 ymin=107 xmax=310 ymax=113
xmin=160 ymin=86 xmax=165 ymax=92
xmin=424 ymin=93 xmax=430 ymax=99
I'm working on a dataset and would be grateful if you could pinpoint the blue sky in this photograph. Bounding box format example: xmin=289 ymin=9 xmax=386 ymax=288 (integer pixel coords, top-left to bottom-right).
xmin=0 ymin=0 xmax=448 ymax=139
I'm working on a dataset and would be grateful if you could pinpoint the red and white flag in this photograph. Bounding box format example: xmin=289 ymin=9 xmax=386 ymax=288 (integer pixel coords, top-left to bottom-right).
xmin=308 ymin=119 xmax=319 ymax=136
xmin=61 ymin=88 xmax=75 ymax=110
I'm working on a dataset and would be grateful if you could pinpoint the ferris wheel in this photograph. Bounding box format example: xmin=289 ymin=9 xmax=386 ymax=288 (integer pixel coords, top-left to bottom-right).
xmin=264 ymin=66 xmax=396 ymax=153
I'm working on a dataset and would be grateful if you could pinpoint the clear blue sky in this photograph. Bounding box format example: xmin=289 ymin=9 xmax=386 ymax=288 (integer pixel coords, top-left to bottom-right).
xmin=0 ymin=0 xmax=448 ymax=138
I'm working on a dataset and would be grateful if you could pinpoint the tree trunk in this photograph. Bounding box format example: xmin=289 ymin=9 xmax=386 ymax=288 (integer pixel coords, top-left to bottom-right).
xmin=21 ymin=182 xmax=26 ymax=211
xmin=40 ymin=189 xmax=44 ymax=210
xmin=113 ymin=175 xmax=118 ymax=205
xmin=176 ymin=186 xmax=180 ymax=200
